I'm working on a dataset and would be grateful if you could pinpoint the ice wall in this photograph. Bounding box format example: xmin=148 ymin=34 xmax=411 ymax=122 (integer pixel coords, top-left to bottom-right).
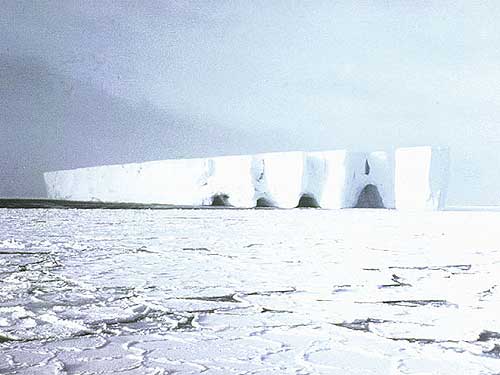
xmin=366 ymin=151 xmax=396 ymax=208
xmin=44 ymin=147 xmax=449 ymax=210
xmin=395 ymin=147 xmax=449 ymax=210
xmin=349 ymin=151 xmax=395 ymax=209
xmin=44 ymin=158 xmax=209 ymax=205
xmin=201 ymin=155 xmax=255 ymax=207
xmin=305 ymin=150 xmax=395 ymax=209
xmin=306 ymin=150 xmax=349 ymax=209
xmin=253 ymin=152 xmax=306 ymax=208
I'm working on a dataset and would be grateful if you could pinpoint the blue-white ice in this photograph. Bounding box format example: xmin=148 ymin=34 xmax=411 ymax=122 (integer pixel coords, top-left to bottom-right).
xmin=0 ymin=208 xmax=499 ymax=374
xmin=44 ymin=147 xmax=449 ymax=210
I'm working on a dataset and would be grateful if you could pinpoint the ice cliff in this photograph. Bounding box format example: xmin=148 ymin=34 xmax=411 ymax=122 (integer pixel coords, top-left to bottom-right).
xmin=44 ymin=147 xmax=449 ymax=210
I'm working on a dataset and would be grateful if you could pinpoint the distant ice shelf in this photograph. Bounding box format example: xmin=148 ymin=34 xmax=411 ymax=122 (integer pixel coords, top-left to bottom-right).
xmin=44 ymin=147 xmax=450 ymax=210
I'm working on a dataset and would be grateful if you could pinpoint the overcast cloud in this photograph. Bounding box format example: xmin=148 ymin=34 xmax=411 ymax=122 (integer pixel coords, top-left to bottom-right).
xmin=1 ymin=1 xmax=500 ymax=205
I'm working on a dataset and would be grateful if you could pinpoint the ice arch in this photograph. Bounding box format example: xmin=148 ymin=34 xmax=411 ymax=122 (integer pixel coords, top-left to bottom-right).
xmin=210 ymin=194 xmax=231 ymax=206
xmin=354 ymin=184 xmax=385 ymax=208
xmin=256 ymin=197 xmax=276 ymax=208
xmin=297 ymin=194 xmax=320 ymax=208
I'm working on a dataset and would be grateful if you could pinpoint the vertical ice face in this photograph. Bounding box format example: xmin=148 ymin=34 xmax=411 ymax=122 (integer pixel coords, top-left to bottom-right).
xmin=44 ymin=147 xmax=449 ymax=210
xmin=337 ymin=151 xmax=395 ymax=209
xmin=369 ymin=151 xmax=396 ymax=208
xmin=341 ymin=151 xmax=369 ymax=208
xmin=395 ymin=147 xmax=449 ymax=210
xmin=201 ymin=155 xmax=256 ymax=207
xmin=44 ymin=158 xmax=210 ymax=205
xmin=134 ymin=158 xmax=208 ymax=205
xmin=44 ymin=166 xmax=104 ymax=201
xmin=254 ymin=152 xmax=306 ymax=208
xmin=300 ymin=153 xmax=327 ymax=207
xmin=43 ymin=170 xmax=63 ymax=200
xmin=429 ymin=147 xmax=450 ymax=210
xmin=309 ymin=150 xmax=394 ymax=209
xmin=307 ymin=150 xmax=348 ymax=209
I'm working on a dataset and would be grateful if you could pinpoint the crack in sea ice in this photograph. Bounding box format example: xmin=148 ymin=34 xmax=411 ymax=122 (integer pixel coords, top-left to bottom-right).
xmin=355 ymin=299 xmax=457 ymax=308
xmin=2 ymin=209 xmax=500 ymax=374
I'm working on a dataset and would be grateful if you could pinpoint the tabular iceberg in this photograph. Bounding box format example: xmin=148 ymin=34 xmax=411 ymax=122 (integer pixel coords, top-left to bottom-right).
xmin=44 ymin=146 xmax=449 ymax=210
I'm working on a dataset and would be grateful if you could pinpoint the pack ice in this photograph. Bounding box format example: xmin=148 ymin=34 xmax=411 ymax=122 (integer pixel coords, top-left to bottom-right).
xmin=44 ymin=147 xmax=449 ymax=210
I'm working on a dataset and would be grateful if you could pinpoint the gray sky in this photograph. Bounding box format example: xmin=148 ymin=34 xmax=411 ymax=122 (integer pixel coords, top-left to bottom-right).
xmin=1 ymin=1 xmax=500 ymax=205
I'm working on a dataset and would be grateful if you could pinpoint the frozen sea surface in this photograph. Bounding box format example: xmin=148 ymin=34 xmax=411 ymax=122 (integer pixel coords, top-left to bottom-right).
xmin=0 ymin=208 xmax=500 ymax=374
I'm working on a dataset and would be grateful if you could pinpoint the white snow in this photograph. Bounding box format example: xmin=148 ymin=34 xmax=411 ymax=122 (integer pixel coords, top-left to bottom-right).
xmin=44 ymin=147 xmax=450 ymax=210
xmin=0 ymin=208 xmax=499 ymax=374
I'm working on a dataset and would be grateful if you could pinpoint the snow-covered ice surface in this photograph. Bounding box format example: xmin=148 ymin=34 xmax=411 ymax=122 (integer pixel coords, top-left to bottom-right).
xmin=0 ymin=208 xmax=499 ymax=374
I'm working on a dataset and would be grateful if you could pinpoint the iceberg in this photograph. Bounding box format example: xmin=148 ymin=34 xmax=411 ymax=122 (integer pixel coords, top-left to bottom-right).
xmin=44 ymin=147 xmax=449 ymax=210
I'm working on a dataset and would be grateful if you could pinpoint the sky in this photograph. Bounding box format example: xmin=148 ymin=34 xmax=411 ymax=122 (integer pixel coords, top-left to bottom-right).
xmin=1 ymin=1 xmax=500 ymax=205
